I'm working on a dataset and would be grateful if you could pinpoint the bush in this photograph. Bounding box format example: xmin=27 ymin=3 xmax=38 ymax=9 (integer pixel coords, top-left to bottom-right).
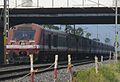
xmin=75 ymin=64 xmax=119 ymax=82
xmin=100 ymin=65 xmax=118 ymax=82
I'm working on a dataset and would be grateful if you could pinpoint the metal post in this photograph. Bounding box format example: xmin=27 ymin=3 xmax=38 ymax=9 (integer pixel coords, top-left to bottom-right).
xmin=37 ymin=0 xmax=39 ymax=7
xmin=101 ymin=56 xmax=103 ymax=64
xmin=68 ymin=55 xmax=72 ymax=82
xmin=29 ymin=54 xmax=34 ymax=82
xmin=109 ymin=51 xmax=112 ymax=60
xmin=4 ymin=0 xmax=9 ymax=64
xmin=52 ymin=0 xmax=54 ymax=8
xmin=82 ymin=0 xmax=84 ymax=7
xmin=114 ymin=52 xmax=116 ymax=63
xmin=98 ymin=0 xmax=99 ymax=7
xmin=54 ymin=55 xmax=58 ymax=82
xmin=15 ymin=0 xmax=17 ymax=7
xmin=115 ymin=0 xmax=118 ymax=63
xmin=67 ymin=0 xmax=69 ymax=7
xmin=95 ymin=56 xmax=98 ymax=73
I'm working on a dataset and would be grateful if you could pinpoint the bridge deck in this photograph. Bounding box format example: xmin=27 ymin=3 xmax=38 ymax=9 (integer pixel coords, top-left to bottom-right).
xmin=0 ymin=7 xmax=120 ymax=26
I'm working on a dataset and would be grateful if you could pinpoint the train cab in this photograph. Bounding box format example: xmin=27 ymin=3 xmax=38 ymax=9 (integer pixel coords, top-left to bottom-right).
xmin=6 ymin=23 xmax=42 ymax=63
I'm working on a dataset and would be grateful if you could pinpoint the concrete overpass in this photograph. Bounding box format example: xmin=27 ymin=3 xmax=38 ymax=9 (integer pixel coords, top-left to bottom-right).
xmin=0 ymin=7 xmax=120 ymax=27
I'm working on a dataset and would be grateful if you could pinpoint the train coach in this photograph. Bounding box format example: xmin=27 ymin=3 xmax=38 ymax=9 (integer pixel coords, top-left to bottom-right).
xmin=6 ymin=23 xmax=114 ymax=63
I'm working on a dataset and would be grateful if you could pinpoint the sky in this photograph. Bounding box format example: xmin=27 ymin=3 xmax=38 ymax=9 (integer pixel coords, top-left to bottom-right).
xmin=0 ymin=0 xmax=120 ymax=49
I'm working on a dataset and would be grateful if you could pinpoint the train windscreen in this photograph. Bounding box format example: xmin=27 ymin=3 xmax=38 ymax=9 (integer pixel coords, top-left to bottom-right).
xmin=13 ymin=30 xmax=35 ymax=40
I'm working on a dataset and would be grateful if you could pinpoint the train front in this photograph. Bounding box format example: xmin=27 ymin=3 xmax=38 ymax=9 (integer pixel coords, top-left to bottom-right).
xmin=6 ymin=24 xmax=41 ymax=63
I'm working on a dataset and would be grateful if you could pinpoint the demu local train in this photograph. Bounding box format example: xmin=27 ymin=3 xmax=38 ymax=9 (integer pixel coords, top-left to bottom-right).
xmin=6 ymin=23 xmax=114 ymax=63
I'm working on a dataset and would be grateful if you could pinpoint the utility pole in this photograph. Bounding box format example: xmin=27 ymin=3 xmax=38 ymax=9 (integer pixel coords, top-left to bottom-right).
xmin=98 ymin=0 xmax=99 ymax=7
xmin=37 ymin=0 xmax=39 ymax=7
xmin=115 ymin=0 xmax=118 ymax=63
xmin=52 ymin=0 xmax=54 ymax=7
xmin=15 ymin=0 xmax=17 ymax=7
xmin=82 ymin=0 xmax=84 ymax=7
xmin=4 ymin=0 xmax=9 ymax=64
xmin=67 ymin=0 xmax=69 ymax=7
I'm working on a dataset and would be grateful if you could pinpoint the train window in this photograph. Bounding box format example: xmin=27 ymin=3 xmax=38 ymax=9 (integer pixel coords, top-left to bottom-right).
xmin=73 ymin=37 xmax=76 ymax=48
xmin=66 ymin=36 xmax=68 ymax=47
xmin=58 ymin=35 xmax=66 ymax=47
xmin=48 ymin=34 xmax=51 ymax=49
xmin=63 ymin=36 xmax=66 ymax=47
xmin=45 ymin=33 xmax=48 ymax=45
xmin=53 ymin=35 xmax=58 ymax=47
xmin=79 ymin=37 xmax=82 ymax=48
xmin=13 ymin=30 xmax=35 ymax=40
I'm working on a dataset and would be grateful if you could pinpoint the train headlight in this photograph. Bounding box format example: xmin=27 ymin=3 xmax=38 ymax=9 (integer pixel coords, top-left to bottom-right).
xmin=29 ymin=40 xmax=35 ymax=45
xmin=6 ymin=52 xmax=8 ymax=55
xmin=20 ymin=42 xmax=26 ymax=45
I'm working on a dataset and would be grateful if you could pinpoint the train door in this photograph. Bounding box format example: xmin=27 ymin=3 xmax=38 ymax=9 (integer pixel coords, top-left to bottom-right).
xmin=48 ymin=34 xmax=51 ymax=49
xmin=76 ymin=36 xmax=79 ymax=53
xmin=66 ymin=34 xmax=69 ymax=53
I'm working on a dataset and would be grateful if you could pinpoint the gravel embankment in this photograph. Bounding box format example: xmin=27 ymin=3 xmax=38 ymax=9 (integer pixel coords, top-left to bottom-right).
xmin=1 ymin=60 xmax=114 ymax=82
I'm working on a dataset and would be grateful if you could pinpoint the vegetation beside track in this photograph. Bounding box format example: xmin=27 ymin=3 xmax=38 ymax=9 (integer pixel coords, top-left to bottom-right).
xmin=73 ymin=62 xmax=120 ymax=82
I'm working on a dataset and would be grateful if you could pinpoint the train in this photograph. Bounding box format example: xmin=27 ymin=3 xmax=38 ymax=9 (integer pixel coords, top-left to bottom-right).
xmin=6 ymin=23 xmax=115 ymax=63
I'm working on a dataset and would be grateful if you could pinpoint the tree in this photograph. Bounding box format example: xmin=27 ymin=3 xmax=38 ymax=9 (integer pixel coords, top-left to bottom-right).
xmin=65 ymin=25 xmax=73 ymax=33
xmin=85 ymin=32 xmax=91 ymax=38
xmin=105 ymin=38 xmax=110 ymax=44
xmin=65 ymin=26 xmax=85 ymax=36
xmin=52 ymin=26 xmax=60 ymax=30
xmin=76 ymin=27 xmax=84 ymax=36
xmin=43 ymin=24 xmax=59 ymax=30
xmin=93 ymin=38 xmax=100 ymax=42
xmin=43 ymin=25 xmax=53 ymax=29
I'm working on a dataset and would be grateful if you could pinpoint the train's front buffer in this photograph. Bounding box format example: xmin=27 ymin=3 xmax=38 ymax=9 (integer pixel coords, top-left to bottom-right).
xmin=6 ymin=40 xmax=39 ymax=63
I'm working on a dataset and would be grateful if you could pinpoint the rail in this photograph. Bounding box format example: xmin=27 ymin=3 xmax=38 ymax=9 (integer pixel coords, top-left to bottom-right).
xmin=0 ymin=59 xmax=92 ymax=81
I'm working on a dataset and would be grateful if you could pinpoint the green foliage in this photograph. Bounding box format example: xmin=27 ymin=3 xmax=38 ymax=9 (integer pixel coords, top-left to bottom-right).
xmin=93 ymin=38 xmax=100 ymax=42
xmin=75 ymin=68 xmax=105 ymax=82
xmin=65 ymin=25 xmax=73 ymax=33
xmin=85 ymin=32 xmax=91 ymax=38
xmin=105 ymin=38 xmax=111 ymax=44
xmin=116 ymin=62 xmax=120 ymax=73
xmin=76 ymin=27 xmax=84 ymax=36
xmin=65 ymin=25 xmax=84 ymax=36
xmin=100 ymin=65 xmax=118 ymax=82
xmin=43 ymin=24 xmax=60 ymax=30
xmin=75 ymin=63 xmax=120 ymax=82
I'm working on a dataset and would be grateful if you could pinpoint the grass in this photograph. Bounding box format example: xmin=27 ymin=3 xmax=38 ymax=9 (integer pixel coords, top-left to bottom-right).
xmin=73 ymin=62 xmax=120 ymax=82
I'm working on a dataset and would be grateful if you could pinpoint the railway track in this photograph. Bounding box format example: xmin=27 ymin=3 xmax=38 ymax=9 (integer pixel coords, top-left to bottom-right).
xmin=0 ymin=59 xmax=93 ymax=81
